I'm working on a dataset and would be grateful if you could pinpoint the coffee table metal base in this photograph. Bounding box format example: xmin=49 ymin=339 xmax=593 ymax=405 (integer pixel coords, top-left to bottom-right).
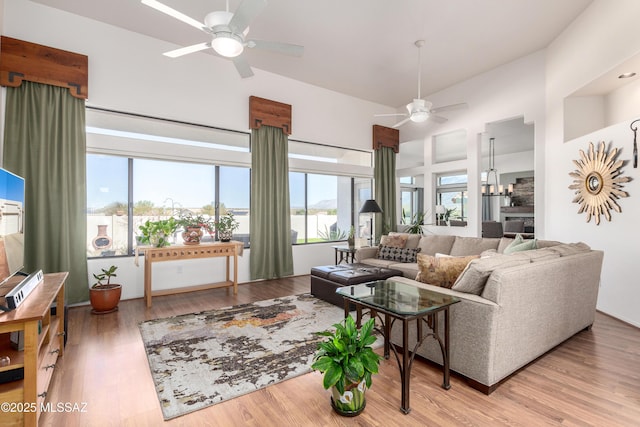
xmin=343 ymin=299 xmax=453 ymax=414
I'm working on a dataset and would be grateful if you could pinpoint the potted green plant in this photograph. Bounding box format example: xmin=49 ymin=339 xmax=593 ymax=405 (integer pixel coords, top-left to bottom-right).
xmin=442 ymin=208 xmax=455 ymax=226
xmin=403 ymin=211 xmax=426 ymax=234
xmin=176 ymin=212 xmax=215 ymax=245
xmin=347 ymin=225 xmax=356 ymax=248
xmin=138 ymin=217 xmax=178 ymax=247
xmin=311 ymin=315 xmax=382 ymax=416
xmin=214 ymin=213 xmax=240 ymax=242
xmin=89 ymin=265 xmax=122 ymax=314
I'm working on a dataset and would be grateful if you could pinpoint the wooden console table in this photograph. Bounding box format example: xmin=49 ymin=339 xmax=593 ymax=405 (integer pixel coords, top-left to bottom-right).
xmin=139 ymin=242 xmax=241 ymax=308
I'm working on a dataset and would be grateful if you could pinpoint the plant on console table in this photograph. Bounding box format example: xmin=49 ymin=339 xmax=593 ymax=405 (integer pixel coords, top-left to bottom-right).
xmin=214 ymin=213 xmax=240 ymax=242
xmin=176 ymin=212 xmax=215 ymax=245
xmin=89 ymin=265 xmax=122 ymax=315
xmin=311 ymin=315 xmax=382 ymax=416
xmin=138 ymin=217 xmax=178 ymax=247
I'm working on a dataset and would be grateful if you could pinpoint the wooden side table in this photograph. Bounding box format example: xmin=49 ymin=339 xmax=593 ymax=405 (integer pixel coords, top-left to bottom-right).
xmin=332 ymin=245 xmax=356 ymax=264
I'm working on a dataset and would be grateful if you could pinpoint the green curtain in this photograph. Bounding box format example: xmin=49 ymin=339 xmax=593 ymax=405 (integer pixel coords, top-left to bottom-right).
xmin=374 ymin=146 xmax=397 ymax=240
xmin=3 ymin=81 xmax=88 ymax=304
xmin=250 ymin=125 xmax=294 ymax=280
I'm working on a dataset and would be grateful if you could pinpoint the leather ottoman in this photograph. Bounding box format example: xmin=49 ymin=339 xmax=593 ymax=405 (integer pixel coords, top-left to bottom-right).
xmin=310 ymin=263 xmax=403 ymax=307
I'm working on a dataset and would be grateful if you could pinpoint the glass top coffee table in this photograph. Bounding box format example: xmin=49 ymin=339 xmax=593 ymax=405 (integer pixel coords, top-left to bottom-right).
xmin=336 ymin=279 xmax=460 ymax=414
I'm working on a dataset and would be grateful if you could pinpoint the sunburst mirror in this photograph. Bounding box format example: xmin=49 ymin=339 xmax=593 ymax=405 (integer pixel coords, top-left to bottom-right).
xmin=569 ymin=141 xmax=631 ymax=224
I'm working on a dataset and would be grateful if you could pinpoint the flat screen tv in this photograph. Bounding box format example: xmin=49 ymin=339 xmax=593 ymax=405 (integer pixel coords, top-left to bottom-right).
xmin=0 ymin=167 xmax=25 ymax=285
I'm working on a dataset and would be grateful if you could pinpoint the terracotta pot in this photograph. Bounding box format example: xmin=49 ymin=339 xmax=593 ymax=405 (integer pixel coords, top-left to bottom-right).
xmin=89 ymin=284 xmax=122 ymax=314
xmin=182 ymin=226 xmax=204 ymax=245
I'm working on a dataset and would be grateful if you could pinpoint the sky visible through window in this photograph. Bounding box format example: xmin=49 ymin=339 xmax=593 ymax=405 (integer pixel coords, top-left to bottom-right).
xmin=87 ymin=156 xmax=339 ymax=211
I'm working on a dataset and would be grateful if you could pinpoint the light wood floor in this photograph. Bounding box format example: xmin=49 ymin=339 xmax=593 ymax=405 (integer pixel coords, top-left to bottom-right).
xmin=40 ymin=275 xmax=640 ymax=427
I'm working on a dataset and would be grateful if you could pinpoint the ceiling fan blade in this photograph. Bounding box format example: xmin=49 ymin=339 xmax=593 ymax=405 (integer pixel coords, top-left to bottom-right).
xmin=141 ymin=0 xmax=205 ymax=32
xmin=247 ymin=40 xmax=304 ymax=57
xmin=374 ymin=113 xmax=407 ymax=117
xmin=228 ymin=0 xmax=268 ymax=35
xmin=429 ymin=115 xmax=448 ymax=124
xmin=430 ymin=102 xmax=468 ymax=114
xmin=163 ymin=42 xmax=210 ymax=58
xmin=232 ymin=56 xmax=254 ymax=78
xmin=393 ymin=117 xmax=412 ymax=128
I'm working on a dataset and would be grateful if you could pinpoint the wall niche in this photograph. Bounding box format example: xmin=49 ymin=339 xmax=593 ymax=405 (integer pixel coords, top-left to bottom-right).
xmin=564 ymin=52 xmax=640 ymax=142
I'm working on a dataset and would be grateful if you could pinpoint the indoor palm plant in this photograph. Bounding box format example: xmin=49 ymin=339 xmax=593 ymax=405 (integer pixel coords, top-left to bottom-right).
xmin=89 ymin=265 xmax=122 ymax=314
xmin=403 ymin=211 xmax=426 ymax=234
xmin=311 ymin=315 xmax=382 ymax=416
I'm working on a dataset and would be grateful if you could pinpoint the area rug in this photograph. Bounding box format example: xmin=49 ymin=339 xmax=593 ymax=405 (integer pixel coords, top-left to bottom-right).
xmin=138 ymin=294 xmax=353 ymax=420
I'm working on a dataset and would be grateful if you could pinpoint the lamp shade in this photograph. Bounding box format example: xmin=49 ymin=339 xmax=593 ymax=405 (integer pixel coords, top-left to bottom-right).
xmin=359 ymin=199 xmax=383 ymax=214
xmin=435 ymin=205 xmax=446 ymax=214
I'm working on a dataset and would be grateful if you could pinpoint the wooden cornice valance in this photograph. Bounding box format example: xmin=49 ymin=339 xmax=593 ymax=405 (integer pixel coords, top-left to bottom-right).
xmin=372 ymin=125 xmax=399 ymax=153
xmin=249 ymin=96 xmax=292 ymax=135
xmin=0 ymin=36 xmax=88 ymax=99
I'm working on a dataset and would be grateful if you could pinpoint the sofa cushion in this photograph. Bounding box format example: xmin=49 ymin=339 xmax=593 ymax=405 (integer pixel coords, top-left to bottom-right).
xmin=389 ymin=232 xmax=421 ymax=249
xmin=536 ymin=239 xmax=563 ymax=248
xmin=503 ymin=234 xmax=538 ymax=254
xmin=377 ymin=246 xmax=421 ymax=263
xmin=547 ymin=242 xmax=591 ymax=256
xmin=360 ymin=257 xmax=396 ymax=268
xmin=388 ymin=262 xmax=419 ymax=279
xmin=450 ymin=236 xmax=501 ymax=256
xmin=512 ymin=247 xmax=561 ymax=262
xmin=417 ymin=235 xmax=456 ymax=256
xmin=379 ymin=234 xmax=408 ymax=248
xmin=415 ymin=253 xmax=478 ymax=288
xmin=452 ymin=254 xmax=531 ymax=295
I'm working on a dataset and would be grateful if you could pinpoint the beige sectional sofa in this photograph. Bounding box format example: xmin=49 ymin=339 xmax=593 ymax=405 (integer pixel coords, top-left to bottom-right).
xmin=354 ymin=233 xmax=604 ymax=393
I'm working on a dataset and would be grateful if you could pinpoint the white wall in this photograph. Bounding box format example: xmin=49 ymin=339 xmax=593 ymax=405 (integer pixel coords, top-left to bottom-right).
xmin=1 ymin=0 xmax=395 ymax=301
xmin=546 ymin=0 xmax=640 ymax=327
xmin=409 ymin=51 xmax=546 ymax=237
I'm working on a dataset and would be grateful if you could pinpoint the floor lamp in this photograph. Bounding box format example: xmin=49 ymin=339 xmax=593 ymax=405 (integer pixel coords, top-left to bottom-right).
xmin=359 ymin=199 xmax=383 ymax=247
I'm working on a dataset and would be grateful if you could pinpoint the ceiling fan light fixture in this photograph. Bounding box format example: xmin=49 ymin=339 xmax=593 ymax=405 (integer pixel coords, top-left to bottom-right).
xmin=211 ymin=33 xmax=244 ymax=57
xmin=411 ymin=111 xmax=429 ymax=123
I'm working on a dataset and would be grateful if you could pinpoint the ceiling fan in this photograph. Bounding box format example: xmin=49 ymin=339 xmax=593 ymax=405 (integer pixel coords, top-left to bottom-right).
xmin=375 ymin=40 xmax=467 ymax=128
xmin=141 ymin=0 xmax=304 ymax=78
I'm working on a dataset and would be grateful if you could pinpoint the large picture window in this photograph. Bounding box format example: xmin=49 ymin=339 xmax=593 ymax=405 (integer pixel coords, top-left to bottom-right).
xmin=289 ymin=173 xmax=371 ymax=244
xmin=85 ymin=108 xmax=373 ymax=257
xmin=87 ymin=154 xmax=129 ymax=257
xmin=87 ymin=154 xmax=250 ymax=257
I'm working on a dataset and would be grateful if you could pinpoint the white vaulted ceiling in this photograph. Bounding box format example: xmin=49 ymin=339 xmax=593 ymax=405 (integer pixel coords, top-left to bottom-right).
xmin=30 ymin=0 xmax=592 ymax=109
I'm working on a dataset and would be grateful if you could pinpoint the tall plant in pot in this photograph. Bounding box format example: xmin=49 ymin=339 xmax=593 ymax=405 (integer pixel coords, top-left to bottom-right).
xmin=89 ymin=265 xmax=122 ymax=314
xmin=311 ymin=315 xmax=382 ymax=416
xmin=215 ymin=213 xmax=240 ymax=242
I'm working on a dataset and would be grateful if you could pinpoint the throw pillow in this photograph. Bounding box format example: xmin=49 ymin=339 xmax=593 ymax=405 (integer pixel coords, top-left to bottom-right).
xmin=503 ymin=234 xmax=537 ymax=255
xmin=415 ymin=253 xmax=479 ymax=288
xmin=452 ymin=254 xmax=530 ymax=295
xmin=377 ymin=246 xmax=421 ymax=262
xmin=379 ymin=234 xmax=408 ymax=248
